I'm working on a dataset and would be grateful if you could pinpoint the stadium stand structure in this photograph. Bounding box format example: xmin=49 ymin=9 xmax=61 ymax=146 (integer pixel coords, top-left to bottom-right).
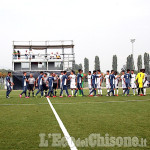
xmin=12 ymin=41 xmax=75 ymax=89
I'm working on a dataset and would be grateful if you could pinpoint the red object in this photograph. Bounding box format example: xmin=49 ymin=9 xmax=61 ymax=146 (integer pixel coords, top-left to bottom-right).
xmin=88 ymin=95 xmax=93 ymax=97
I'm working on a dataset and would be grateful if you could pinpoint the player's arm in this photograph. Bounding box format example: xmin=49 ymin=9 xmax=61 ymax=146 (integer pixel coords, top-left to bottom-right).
xmin=33 ymin=80 xmax=36 ymax=90
xmin=25 ymin=78 xmax=28 ymax=82
xmin=123 ymin=75 xmax=126 ymax=83
xmin=100 ymin=78 xmax=102 ymax=86
xmin=46 ymin=79 xmax=49 ymax=85
xmin=81 ymin=75 xmax=83 ymax=82
xmin=75 ymin=77 xmax=77 ymax=86
xmin=36 ymin=78 xmax=38 ymax=86
xmin=136 ymin=74 xmax=138 ymax=82
xmin=8 ymin=78 xmax=14 ymax=86
xmin=57 ymin=78 xmax=58 ymax=89
xmin=104 ymin=74 xmax=106 ymax=80
xmin=143 ymin=75 xmax=147 ymax=84
xmin=68 ymin=75 xmax=71 ymax=80
xmin=10 ymin=80 xmax=14 ymax=86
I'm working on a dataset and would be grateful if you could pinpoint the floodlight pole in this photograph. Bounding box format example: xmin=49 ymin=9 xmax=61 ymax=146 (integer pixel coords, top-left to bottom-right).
xmin=130 ymin=39 xmax=135 ymax=69
xmin=130 ymin=39 xmax=135 ymax=57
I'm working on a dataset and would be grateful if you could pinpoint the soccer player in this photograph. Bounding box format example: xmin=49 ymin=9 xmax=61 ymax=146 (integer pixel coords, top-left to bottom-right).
xmin=105 ymin=70 xmax=110 ymax=94
xmin=96 ymin=70 xmax=103 ymax=96
xmin=6 ymin=72 xmax=14 ymax=98
xmin=53 ymin=73 xmax=58 ymax=97
xmin=89 ymin=70 xmax=97 ymax=97
xmin=43 ymin=73 xmax=48 ymax=97
xmin=114 ymin=71 xmax=120 ymax=96
xmin=60 ymin=71 xmax=71 ymax=97
xmin=136 ymin=69 xmax=145 ymax=96
xmin=130 ymin=70 xmax=137 ymax=95
xmin=107 ymin=70 xmax=115 ymax=96
xmin=28 ymin=74 xmax=35 ymax=97
xmin=79 ymin=70 xmax=84 ymax=96
xmin=74 ymin=69 xmax=84 ymax=96
xmin=36 ymin=71 xmax=44 ymax=98
xmin=20 ymin=72 xmax=29 ymax=98
xmin=142 ymin=69 xmax=148 ymax=96
xmin=121 ymin=70 xmax=126 ymax=94
xmin=69 ymin=71 xmax=76 ymax=96
xmin=123 ymin=69 xmax=131 ymax=96
xmin=47 ymin=73 xmax=54 ymax=97
xmin=87 ymin=71 xmax=92 ymax=95
xmin=59 ymin=71 xmax=64 ymax=89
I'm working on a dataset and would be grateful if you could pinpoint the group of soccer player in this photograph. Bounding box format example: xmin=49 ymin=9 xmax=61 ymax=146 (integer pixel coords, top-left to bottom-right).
xmin=87 ymin=68 xmax=148 ymax=97
xmin=5 ymin=68 xmax=148 ymax=98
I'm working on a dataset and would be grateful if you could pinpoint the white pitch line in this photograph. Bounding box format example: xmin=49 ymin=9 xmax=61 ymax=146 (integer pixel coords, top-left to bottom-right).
xmin=0 ymin=99 xmax=150 ymax=106
xmin=46 ymin=97 xmax=77 ymax=150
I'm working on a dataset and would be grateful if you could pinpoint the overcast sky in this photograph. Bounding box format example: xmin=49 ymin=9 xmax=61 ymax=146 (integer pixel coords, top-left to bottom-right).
xmin=0 ymin=0 xmax=150 ymax=72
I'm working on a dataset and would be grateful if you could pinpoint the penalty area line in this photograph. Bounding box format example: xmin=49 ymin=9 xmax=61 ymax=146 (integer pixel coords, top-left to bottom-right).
xmin=46 ymin=97 xmax=77 ymax=150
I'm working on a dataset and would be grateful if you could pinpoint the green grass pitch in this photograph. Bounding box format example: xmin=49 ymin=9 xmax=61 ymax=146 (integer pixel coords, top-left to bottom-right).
xmin=0 ymin=89 xmax=150 ymax=150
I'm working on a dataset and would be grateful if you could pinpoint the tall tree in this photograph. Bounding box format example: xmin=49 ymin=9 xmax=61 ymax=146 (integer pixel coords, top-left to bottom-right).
xmin=75 ymin=64 xmax=79 ymax=71
xmin=112 ymin=55 xmax=117 ymax=72
xmin=144 ymin=52 xmax=149 ymax=74
xmin=84 ymin=57 xmax=89 ymax=73
xmin=79 ymin=63 xmax=83 ymax=70
xmin=126 ymin=54 xmax=134 ymax=70
xmin=94 ymin=56 xmax=100 ymax=70
xmin=137 ymin=55 xmax=142 ymax=72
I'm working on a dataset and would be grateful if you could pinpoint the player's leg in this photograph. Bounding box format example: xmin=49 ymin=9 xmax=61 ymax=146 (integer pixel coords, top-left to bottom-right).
xmin=100 ymin=88 xmax=102 ymax=96
xmin=106 ymin=84 xmax=110 ymax=94
xmin=122 ymin=84 xmax=125 ymax=94
xmin=97 ymin=88 xmax=100 ymax=95
xmin=94 ymin=88 xmax=97 ymax=96
xmin=132 ymin=88 xmax=135 ymax=95
xmin=32 ymin=86 xmax=34 ymax=97
xmin=8 ymin=86 xmax=12 ymax=96
xmin=144 ymin=88 xmax=146 ymax=95
xmin=47 ymin=87 xmax=51 ymax=96
xmin=45 ymin=87 xmax=48 ymax=97
xmin=90 ymin=87 xmax=95 ymax=96
xmin=20 ymin=86 xmax=27 ymax=97
xmin=28 ymin=90 xmax=31 ymax=97
xmin=74 ymin=84 xmax=79 ymax=96
xmin=36 ymin=86 xmax=41 ymax=96
xmin=60 ymin=86 xmax=64 ymax=96
xmin=90 ymin=84 xmax=96 ymax=96
xmin=40 ymin=85 xmax=44 ymax=97
xmin=71 ymin=88 xmax=74 ymax=96
xmin=24 ymin=86 xmax=28 ymax=97
xmin=127 ymin=86 xmax=130 ymax=95
xmin=6 ymin=86 xmax=9 ymax=98
xmin=114 ymin=88 xmax=116 ymax=95
xmin=109 ymin=84 xmax=114 ymax=96
xmin=64 ymin=85 xmax=69 ymax=96
xmin=138 ymin=88 xmax=140 ymax=95
xmin=124 ymin=83 xmax=128 ymax=95
xmin=51 ymin=87 xmax=54 ymax=97
xmin=60 ymin=83 xmax=63 ymax=96
xmin=78 ymin=82 xmax=83 ymax=96
xmin=80 ymin=87 xmax=84 ymax=96
xmin=54 ymin=88 xmax=57 ymax=96
xmin=116 ymin=88 xmax=118 ymax=96
xmin=6 ymin=86 xmax=11 ymax=98
xmin=141 ymin=88 xmax=144 ymax=95
xmin=143 ymin=84 xmax=146 ymax=95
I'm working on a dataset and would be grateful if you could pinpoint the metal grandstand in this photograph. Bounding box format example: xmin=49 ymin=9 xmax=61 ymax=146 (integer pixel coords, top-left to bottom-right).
xmin=12 ymin=40 xmax=75 ymax=72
